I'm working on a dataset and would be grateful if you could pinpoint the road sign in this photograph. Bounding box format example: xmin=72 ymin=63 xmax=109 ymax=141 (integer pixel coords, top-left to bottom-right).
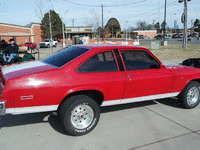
xmin=181 ymin=13 xmax=185 ymax=23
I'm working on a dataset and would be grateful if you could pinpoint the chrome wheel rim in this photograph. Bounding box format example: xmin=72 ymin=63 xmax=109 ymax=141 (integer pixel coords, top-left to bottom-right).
xmin=187 ymin=87 xmax=199 ymax=106
xmin=71 ymin=105 xmax=94 ymax=129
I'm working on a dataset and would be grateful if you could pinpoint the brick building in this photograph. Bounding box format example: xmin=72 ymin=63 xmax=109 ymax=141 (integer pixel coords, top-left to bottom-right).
xmin=130 ymin=30 xmax=157 ymax=39
xmin=0 ymin=23 xmax=42 ymax=44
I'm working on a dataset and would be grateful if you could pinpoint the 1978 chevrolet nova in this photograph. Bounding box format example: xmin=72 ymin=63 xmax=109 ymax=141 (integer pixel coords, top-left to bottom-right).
xmin=0 ymin=45 xmax=200 ymax=136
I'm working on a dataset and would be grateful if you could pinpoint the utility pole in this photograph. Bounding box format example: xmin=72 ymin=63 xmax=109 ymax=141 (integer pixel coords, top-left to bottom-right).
xmin=48 ymin=0 xmax=53 ymax=53
xmin=71 ymin=19 xmax=76 ymax=27
xmin=126 ymin=21 xmax=128 ymax=42
xmin=61 ymin=11 xmax=68 ymax=48
xmin=163 ymin=0 xmax=167 ymax=41
xmin=62 ymin=19 xmax=65 ymax=48
xmin=101 ymin=4 xmax=104 ymax=41
xmin=183 ymin=0 xmax=188 ymax=49
xmin=179 ymin=0 xmax=190 ymax=49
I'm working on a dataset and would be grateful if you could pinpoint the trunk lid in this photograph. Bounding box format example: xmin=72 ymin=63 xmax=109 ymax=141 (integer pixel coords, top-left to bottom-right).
xmin=1 ymin=61 xmax=57 ymax=81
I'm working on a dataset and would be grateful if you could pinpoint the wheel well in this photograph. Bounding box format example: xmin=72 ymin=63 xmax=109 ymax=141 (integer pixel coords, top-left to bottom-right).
xmin=179 ymin=79 xmax=200 ymax=95
xmin=190 ymin=79 xmax=200 ymax=85
xmin=58 ymin=90 xmax=104 ymax=111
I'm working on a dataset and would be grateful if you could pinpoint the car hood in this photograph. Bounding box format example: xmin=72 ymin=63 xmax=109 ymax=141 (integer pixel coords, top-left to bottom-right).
xmin=165 ymin=64 xmax=200 ymax=75
xmin=1 ymin=61 xmax=56 ymax=80
xmin=165 ymin=65 xmax=191 ymax=69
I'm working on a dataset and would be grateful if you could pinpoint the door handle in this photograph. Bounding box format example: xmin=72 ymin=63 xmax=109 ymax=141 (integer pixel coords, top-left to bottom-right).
xmin=127 ymin=75 xmax=134 ymax=78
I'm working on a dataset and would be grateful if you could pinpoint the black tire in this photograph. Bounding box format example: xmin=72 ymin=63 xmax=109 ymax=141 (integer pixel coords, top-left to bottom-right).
xmin=178 ymin=81 xmax=200 ymax=109
xmin=0 ymin=62 xmax=3 ymax=67
xmin=59 ymin=95 xmax=100 ymax=136
xmin=47 ymin=44 xmax=50 ymax=48
xmin=30 ymin=58 xmax=35 ymax=61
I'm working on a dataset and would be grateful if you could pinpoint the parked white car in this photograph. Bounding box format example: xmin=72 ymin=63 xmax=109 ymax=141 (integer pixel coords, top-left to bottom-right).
xmin=40 ymin=39 xmax=58 ymax=48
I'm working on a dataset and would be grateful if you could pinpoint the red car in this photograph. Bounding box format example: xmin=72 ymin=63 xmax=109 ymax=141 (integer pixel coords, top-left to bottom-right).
xmin=0 ymin=45 xmax=200 ymax=136
xmin=20 ymin=42 xmax=37 ymax=49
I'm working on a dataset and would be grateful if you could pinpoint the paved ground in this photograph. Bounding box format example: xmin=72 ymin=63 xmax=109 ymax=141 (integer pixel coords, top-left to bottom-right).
xmin=1 ymin=59 xmax=200 ymax=150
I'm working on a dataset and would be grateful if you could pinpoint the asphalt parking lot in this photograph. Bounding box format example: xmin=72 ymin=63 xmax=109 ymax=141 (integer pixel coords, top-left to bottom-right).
xmin=1 ymin=59 xmax=200 ymax=150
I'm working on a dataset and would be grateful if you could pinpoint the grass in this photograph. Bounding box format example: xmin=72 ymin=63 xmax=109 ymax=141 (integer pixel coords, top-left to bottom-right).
xmin=139 ymin=44 xmax=200 ymax=61
xmin=37 ymin=44 xmax=200 ymax=61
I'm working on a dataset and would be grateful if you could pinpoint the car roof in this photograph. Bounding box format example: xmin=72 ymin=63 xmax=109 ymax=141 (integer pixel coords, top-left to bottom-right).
xmin=74 ymin=44 xmax=146 ymax=51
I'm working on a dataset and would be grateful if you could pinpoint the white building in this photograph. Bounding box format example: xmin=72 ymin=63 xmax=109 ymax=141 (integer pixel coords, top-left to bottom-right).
xmin=66 ymin=26 xmax=96 ymax=39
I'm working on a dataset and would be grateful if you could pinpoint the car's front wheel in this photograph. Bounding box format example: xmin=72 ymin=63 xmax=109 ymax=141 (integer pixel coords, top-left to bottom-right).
xmin=178 ymin=81 xmax=200 ymax=109
xmin=59 ymin=95 xmax=100 ymax=136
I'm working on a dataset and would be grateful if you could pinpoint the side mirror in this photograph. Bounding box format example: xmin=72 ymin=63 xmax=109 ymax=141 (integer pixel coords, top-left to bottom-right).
xmin=150 ymin=63 xmax=160 ymax=69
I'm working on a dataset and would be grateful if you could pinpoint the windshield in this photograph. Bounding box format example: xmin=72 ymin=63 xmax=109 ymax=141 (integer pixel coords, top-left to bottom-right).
xmin=43 ymin=40 xmax=49 ymax=42
xmin=41 ymin=46 xmax=90 ymax=67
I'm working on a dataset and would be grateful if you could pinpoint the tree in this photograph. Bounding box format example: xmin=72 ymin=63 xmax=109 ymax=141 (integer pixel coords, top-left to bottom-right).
xmin=161 ymin=21 xmax=167 ymax=34
xmin=136 ymin=21 xmax=154 ymax=30
xmin=172 ymin=29 xmax=181 ymax=33
xmin=136 ymin=21 xmax=147 ymax=30
xmin=89 ymin=9 xmax=100 ymax=31
xmin=108 ymin=25 xmax=120 ymax=38
xmin=35 ymin=0 xmax=47 ymax=21
xmin=194 ymin=19 xmax=200 ymax=32
xmin=154 ymin=22 xmax=161 ymax=33
xmin=97 ymin=26 xmax=103 ymax=38
xmin=41 ymin=10 xmax=64 ymax=40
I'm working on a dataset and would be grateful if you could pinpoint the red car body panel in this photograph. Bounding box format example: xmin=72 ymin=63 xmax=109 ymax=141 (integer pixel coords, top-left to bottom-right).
xmin=20 ymin=43 xmax=37 ymax=48
xmin=0 ymin=45 xmax=200 ymax=115
xmin=166 ymin=65 xmax=200 ymax=92
xmin=124 ymin=67 xmax=174 ymax=98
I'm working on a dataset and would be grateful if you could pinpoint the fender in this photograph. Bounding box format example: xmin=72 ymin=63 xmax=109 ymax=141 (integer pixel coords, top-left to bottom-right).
xmin=170 ymin=67 xmax=200 ymax=93
xmin=63 ymin=86 xmax=104 ymax=99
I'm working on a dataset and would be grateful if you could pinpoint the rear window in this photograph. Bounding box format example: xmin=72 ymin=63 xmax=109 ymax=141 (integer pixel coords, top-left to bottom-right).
xmin=41 ymin=46 xmax=90 ymax=67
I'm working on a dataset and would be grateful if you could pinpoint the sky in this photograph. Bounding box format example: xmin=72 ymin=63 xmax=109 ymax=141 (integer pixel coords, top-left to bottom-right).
xmin=0 ymin=0 xmax=199 ymax=30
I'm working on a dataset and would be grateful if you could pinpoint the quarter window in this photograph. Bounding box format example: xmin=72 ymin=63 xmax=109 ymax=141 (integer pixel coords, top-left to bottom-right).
xmin=121 ymin=50 xmax=160 ymax=70
xmin=77 ymin=51 xmax=118 ymax=73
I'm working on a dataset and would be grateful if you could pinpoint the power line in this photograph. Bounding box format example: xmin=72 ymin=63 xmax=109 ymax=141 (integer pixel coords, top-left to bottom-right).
xmin=61 ymin=0 xmax=148 ymax=7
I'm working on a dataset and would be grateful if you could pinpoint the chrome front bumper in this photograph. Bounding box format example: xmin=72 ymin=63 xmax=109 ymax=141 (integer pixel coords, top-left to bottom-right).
xmin=0 ymin=101 xmax=5 ymax=115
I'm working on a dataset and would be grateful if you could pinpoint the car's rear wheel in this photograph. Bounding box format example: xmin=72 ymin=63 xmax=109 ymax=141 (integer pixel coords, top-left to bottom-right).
xmin=178 ymin=81 xmax=200 ymax=109
xmin=0 ymin=62 xmax=3 ymax=67
xmin=59 ymin=95 xmax=100 ymax=136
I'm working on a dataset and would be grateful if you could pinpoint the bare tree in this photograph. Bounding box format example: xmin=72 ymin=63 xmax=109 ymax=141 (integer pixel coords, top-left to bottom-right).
xmin=89 ymin=9 xmax=100 ymax=31
xmin=83 ymin=9 xmax=100 ymax=31
xmin=35 ymin=0 xmax=47 ymax=21
xmin=83 ymin=15 xmax=92 ymax=27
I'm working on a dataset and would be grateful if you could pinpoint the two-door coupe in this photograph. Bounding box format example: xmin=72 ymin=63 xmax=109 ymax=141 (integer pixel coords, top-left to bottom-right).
xmin=0 ymin=45 xmax=200 ymax=136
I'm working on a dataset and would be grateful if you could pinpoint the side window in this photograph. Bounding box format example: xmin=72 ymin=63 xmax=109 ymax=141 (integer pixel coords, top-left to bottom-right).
xmin=77 ymin=51 xmax=118 ymax=73
xmin=121 ymin=50 xmax=160 ymax=70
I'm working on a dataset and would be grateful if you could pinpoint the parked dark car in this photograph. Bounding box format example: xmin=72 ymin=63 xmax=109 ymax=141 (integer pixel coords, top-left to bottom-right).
xmin=182 ymin=58 xmax=200 ymax=68
xmin=139 ymin=35 xmax=144 ymax=39
xmin=172 ymin=34 xmax=181 ymax=38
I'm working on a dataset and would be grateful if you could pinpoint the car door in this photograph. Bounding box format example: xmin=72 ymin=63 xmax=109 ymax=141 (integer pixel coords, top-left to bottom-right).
xmin=120 ymin=49 xmax=174 ymax=99
xmin=76 ymin=50 xmax=125 ymax=101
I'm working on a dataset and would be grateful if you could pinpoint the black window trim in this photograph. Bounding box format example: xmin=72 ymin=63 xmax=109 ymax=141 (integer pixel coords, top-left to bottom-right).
xmin=113 ymin=49 xmax=124 ymax=71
